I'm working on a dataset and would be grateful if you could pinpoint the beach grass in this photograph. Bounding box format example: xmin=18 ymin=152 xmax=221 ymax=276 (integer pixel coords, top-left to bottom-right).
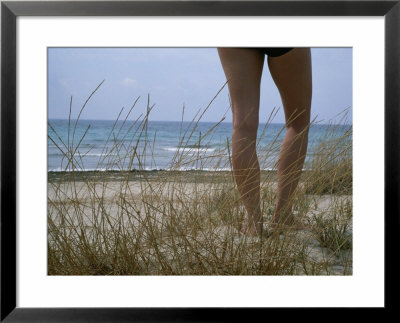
xmin=48 ymin=83 xmax=352 ymax=275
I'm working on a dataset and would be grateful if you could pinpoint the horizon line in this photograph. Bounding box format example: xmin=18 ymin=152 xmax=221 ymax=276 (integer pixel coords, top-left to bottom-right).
xmin=48 ymin=118 xmax=352 ymax=126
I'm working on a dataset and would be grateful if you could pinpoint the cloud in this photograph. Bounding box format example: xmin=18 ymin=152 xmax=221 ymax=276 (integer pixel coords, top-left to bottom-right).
xmin=122 ymin=77 xmax=138 ymax=88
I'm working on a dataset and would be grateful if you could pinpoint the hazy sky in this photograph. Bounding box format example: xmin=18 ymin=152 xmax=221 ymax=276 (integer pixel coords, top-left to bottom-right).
xmin=48 ymin=47 xmax=352 ymax=124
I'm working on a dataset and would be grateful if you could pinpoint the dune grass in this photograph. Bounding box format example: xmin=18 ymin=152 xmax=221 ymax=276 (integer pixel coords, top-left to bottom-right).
xmin=48 ymin=82 xmax=352 ymax=275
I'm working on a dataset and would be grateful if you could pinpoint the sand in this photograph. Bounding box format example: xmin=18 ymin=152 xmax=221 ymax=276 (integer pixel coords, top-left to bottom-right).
xmin=48 ymin=171 xmax=352 ymax=275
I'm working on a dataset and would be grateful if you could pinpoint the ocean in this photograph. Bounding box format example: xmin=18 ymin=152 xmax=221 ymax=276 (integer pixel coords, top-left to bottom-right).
xmin=48 ymin=119 xmax=351 ymax=172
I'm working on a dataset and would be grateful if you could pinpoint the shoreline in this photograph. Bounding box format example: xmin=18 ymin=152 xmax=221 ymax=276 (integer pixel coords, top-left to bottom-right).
xmin=48 ymin=169 xmax=283 ymax=183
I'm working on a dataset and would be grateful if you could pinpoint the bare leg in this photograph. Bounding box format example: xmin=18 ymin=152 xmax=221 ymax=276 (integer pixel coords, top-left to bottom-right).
xmin=217 ymin=48 xmax=264 ymax=236
xmin=268 ymin=48 xmax=312 ymax=228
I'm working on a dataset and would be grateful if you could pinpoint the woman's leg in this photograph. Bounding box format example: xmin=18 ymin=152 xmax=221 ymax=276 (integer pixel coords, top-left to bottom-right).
xmin=217 ymin=48 xmax=265 ymax=236
xmin=267 ymin=48 xmax=312 ymax=227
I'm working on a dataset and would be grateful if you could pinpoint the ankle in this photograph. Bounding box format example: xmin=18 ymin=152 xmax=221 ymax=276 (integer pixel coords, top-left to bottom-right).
xmin=272 ymin=213 xmax=294 ymax=226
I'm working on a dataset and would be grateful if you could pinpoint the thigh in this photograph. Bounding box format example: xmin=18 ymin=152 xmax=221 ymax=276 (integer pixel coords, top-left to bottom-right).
xmin=267 ymin=48 xmax=312 ymax=126
xmin=217 ymin=48 xmax=265 ymax=124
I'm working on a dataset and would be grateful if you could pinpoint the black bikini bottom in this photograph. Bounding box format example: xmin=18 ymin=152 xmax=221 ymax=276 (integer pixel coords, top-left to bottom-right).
xmin=251 ymin=47 xmax=294 ymax=57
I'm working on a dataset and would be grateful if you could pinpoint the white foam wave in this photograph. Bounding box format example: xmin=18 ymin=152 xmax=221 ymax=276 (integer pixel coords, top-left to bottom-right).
xmin=163 ymin=147 xmax=216 ymax=153
xmin=84 ymin=153 xmax=119 ymax=157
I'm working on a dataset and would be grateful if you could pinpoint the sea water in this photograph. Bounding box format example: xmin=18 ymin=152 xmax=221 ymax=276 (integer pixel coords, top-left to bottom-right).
xmin=48 ymin=120 xmax=351 ymax=172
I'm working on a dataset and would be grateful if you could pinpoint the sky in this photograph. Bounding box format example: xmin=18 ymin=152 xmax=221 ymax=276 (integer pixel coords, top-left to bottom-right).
xmin=48 ymin=47 xmax=352 ymax=124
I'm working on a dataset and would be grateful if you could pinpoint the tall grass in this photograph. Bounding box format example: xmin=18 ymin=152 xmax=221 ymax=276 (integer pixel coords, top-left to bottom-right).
xmin=48 ymin=82 xmax=352 ymax=275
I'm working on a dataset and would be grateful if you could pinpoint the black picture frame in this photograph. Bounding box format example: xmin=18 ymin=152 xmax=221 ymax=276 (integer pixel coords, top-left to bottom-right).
xmin=1 ymin=0 xmax=398 ymax=321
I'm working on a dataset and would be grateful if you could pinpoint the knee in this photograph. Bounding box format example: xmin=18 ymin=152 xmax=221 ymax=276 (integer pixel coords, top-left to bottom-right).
xmin=233 ymin=117 xmax=259 ymax=137
xmin=285 ymin=108 xmax=310 ymax=134
xmin=232 ymin=104 xmax=259 ymax=137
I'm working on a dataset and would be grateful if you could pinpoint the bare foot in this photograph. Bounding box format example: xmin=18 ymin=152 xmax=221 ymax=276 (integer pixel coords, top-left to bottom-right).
xmin=240 ymin=221 xmax=263 ymax=237
xmin=270 ymin=218 xmax=311 ymax=234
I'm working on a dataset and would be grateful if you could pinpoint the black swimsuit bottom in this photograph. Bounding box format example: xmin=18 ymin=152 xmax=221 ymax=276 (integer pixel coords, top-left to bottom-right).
xmin=251 ymin=47 xmax=294 ymax=57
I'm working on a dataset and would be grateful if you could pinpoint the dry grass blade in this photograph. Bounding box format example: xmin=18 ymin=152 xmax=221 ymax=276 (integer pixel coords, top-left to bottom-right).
xmin=48 ymin=84 xmax=352 ymax=276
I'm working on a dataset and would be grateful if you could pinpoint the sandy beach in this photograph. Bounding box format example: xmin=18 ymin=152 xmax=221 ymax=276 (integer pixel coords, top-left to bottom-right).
xmin=46 ymin=45 xmax=353 ymax=277
xmin=48 ymin=170 xmax=352 ymax=275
